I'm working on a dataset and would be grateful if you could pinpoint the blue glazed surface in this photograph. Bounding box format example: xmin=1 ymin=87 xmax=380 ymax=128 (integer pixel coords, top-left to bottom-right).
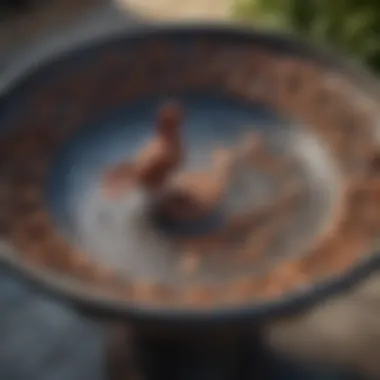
xmin=46 ymin=93 xmax=279 ymax=235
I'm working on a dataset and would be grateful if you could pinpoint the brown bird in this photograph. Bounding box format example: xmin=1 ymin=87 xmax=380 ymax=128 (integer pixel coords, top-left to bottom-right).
xmin=102 ymin=101 xmax=183 ymax=198
xmin=155 ymin=148 xmax=235 ymax=221
xmin=156 ymin=137 xmax=259 ymax=222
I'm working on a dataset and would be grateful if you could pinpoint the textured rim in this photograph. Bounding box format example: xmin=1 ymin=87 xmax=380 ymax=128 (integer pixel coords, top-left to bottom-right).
xmin=1 ymin=22 xmax=380 ymax=325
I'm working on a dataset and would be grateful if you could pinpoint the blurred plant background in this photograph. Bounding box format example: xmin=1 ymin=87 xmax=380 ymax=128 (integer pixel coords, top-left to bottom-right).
xmin=232 ymin=0 xmax=380 ymax=72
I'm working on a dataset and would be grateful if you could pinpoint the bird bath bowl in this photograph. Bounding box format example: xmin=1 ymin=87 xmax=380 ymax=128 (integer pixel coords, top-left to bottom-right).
xmin=1 ymin=23 xmax=380 ymax=380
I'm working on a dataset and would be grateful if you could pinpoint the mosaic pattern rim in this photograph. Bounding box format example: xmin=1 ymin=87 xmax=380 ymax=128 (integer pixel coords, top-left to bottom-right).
xmin=1 ymin=23 xmax=380 ymax=324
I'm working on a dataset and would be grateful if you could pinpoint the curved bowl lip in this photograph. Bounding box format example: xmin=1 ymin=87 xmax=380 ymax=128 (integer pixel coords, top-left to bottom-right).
xmin=1 ymin=21 xmax=380 ymax=325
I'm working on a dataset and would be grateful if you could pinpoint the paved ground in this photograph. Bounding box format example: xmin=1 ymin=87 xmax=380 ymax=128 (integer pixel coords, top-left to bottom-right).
xmin=0 ymin=270 xmax=106 ymax=380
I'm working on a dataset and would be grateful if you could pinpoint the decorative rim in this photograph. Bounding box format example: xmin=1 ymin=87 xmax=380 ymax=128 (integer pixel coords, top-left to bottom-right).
xmin=1 ymin=22 xmax=380 ymax=325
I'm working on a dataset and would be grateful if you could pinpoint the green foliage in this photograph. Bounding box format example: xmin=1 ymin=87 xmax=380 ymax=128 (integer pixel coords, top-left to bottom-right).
xmin=232 ymin=0 xmax=380 ymax=71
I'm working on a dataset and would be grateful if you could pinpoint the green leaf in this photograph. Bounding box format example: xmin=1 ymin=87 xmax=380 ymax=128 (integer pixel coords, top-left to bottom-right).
xmin=231 ymin=0 xmax=380 ymax=72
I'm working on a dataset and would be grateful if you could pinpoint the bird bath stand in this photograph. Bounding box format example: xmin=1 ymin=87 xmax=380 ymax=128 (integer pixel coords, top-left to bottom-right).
xmin=0 ymin=24 xmax=380 ymax=380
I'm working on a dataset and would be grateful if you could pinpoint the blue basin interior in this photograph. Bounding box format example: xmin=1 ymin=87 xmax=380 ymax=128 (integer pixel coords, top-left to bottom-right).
xmin=43 ymin=91 xmax=338 ymax=287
